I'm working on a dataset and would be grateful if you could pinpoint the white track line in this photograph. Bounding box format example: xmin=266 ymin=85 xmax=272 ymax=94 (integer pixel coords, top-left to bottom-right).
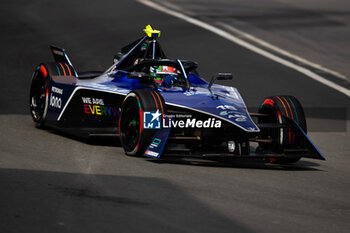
xmin=137 ymin=0 xmax=350 ymax=98
xmin=217 ymin=22 xmax=348 ymax=81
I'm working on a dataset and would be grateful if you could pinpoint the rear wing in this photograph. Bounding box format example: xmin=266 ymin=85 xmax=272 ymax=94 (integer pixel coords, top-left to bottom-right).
xmin=50 ymin=45 xmax=78 ymax=77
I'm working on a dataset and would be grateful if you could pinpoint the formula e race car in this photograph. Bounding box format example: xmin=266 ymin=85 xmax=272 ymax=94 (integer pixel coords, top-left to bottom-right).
xmin=29 ymin=25 xmax=325 ymax=164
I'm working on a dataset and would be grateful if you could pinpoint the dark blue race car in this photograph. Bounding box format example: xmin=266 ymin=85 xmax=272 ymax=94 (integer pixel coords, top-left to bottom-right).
xmin=29 ymin=25 xmax=325 ymax=164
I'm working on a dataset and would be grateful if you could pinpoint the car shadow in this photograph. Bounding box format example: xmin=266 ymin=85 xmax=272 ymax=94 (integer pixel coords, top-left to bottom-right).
xmin=0 ymin=168 xmax=253 ymax=233
xmin=50 ymin=130 xmax=121 ymax=147
xmin=148 ymin=157 xmax=323 ymax=171
xmin=49 ymin=130 xmax=323 ymax=171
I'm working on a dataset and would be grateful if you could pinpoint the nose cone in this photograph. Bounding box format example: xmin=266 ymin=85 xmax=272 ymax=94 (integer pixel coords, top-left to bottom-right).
xmin=161 ymin=87 xmax=260 ymax=132
xmin=192 ymin=97 xmax=260 ymax=132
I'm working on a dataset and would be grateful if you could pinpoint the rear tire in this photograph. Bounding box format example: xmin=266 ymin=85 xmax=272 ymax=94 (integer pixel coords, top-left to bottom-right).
xmin=29 ymin=64 xmax=50 ymax=128
xmin=258 ymin=95 xmax=307 ymax=164
xmin=119 ymin=89 xmax=166 ymax=156
xmin=29 ymin=62 xmax=76 ymax=128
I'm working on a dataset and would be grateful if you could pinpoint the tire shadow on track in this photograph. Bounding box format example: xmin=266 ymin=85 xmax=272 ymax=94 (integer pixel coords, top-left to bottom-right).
xmin=149 ymin=157 xmax=322 ymax=171
xmin=49 ymin=130 xmax=122 ymax=147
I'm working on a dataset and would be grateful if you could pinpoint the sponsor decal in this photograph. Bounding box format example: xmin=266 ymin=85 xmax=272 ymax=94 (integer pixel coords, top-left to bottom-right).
xmin=82 ymin=97 xmax=104 ymax=105
xmin=82 ymin=97 xmax=119 ymax=117
xmin=165 ymin=114 xmax=192 ymax=118
xmin=144 ymin=110 xmax=161 ymax=129
xmin=143 ymin=112 xmax=222 ymax=129
xmin=163 ymin=117 xmax=221 ymax=128
xmin=51 ymin=86 xmax=63 ymax=95
xmin=220 ymin=110 xmax=229 ymax=116
xmin=216 ymin=105 xmax=237 ymax=111
xmin=83 ymin=104 xmax=119 ymax=116
xmin=228 ymin=114 xmax=247 ymax=122
xmin=216 ymin=105 xmax=247 ymax=122
xmin=145 ymin=150 xmax=159 ymax=157
xmin=141 ymin=43 xmax=148 ymax=51
xmin=49 ymin=94 xmax=62 ymax=109
xmin=149 ymin=138 xmax=161 ymax=149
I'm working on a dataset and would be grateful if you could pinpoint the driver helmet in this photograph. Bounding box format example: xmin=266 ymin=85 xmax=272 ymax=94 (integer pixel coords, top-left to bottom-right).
xmin=150 ymin=65 xmax=178 ymax=85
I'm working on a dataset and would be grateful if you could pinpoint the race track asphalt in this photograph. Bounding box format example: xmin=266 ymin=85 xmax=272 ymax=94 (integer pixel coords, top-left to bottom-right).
xmin=0 ymin=0 xmax=349 ymax=233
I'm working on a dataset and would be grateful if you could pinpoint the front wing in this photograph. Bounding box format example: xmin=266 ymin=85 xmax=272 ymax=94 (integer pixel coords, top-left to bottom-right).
xmin=143 ymin=116 xmax=325 ymax=161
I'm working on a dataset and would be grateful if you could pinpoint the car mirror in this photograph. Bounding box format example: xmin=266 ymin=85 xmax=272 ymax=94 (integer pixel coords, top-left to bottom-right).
xmin=113 ymin=52 xmax=124 ymax=64
xmin=216 ymin=73 xmax=233 ymax=80
xmin=208 ymin=73 xmax=233 ymax=89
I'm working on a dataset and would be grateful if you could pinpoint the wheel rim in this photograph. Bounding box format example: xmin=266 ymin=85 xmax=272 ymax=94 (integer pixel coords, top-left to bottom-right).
xmin=29 ymin=69 xmax=48 ymax=122
xmin=120 ymin=97 xmax=140 ymax=152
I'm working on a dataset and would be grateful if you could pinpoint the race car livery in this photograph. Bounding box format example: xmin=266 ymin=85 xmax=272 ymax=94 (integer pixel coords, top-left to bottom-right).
xmin=29 ymin=25 xmax=325 ymax=164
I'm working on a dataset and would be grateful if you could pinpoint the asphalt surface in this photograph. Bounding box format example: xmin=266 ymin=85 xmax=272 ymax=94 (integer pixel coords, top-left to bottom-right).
xmin=0 ymin=0 xmax=349 ymax=233
xmin=150 ymin=0 xmax=350 ymax=82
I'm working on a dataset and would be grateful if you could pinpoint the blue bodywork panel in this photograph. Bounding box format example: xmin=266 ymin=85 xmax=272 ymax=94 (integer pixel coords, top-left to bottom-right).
xmin=49 ymin=70 xmax=259 ymax=133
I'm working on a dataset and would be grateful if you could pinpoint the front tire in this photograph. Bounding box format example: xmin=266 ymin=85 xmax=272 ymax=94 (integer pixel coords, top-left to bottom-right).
xmin=119 ymin=89 xmax=165 ymax=156
xmin=258 ymin=95 xmax=307 ymax=164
